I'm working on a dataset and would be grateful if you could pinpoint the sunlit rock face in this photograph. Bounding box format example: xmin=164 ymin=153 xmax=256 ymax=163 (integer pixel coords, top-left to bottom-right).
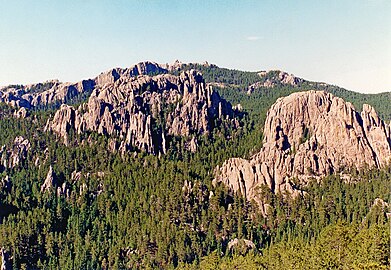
xmin=46 ymin=69 xmax=236 ymax=154
xmin=215 ymin=90 xmax=391 ymax=210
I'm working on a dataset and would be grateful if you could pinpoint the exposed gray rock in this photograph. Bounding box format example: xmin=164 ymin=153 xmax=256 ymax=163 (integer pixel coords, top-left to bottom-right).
xmin=227 ymin=238 xmax=256 ymax=254
xmin=0 ymin=61 xmax=168 ymax=110
xmin=370 ymin=198 xmax=389 ymax=213
xmin=71 ymin=170 xmax=82 ymax=182
xmin=79 ymin=183 xmax=88 ymax=195
xmin=189 ymin=136 xmax=198 ymax=153
xmin=46 ymin=70 xmax=235 ymax=154
xmin=215 ymin=91 xmax=391 ymax=209
xmin=0 ymin=136 xmax=31 ymax=170
xmin=0 ymin=175 xmax=11 ymax=192
xmin=0 ymin=79 xmax=95 ymax=109
xmin=34 ymin=157 xmax=40 ymax=167
xmin=247 ymin=70 xmax=304 ymax=94
xmin=14 ymin=107 xmax=28 ymax=118
xmin=57 ymin=182 xmax=70 ymax=198
xmin=41 ymin=166 xmax=56 ymax=193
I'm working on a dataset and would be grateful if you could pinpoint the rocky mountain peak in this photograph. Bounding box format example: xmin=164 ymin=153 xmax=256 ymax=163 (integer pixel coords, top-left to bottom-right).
xmin=214 ymin=90 xmax=391 ymax=210
xmin=46 ymin=70 xmax=236 ymax=154
xmin=0 ymin=61 xmax=168 ymax=110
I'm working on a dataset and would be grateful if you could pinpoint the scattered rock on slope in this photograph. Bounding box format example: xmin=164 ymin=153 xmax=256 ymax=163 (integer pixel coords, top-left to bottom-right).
xmin=227 ymin=238 xmax=256 ymax=255
xmin=214 ymin=90 xmax=391 ymax=209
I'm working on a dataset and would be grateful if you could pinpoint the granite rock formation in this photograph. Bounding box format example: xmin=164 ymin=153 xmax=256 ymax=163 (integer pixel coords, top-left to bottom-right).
xmin=247 ymin=70 xmax=304 ymax=94
xmin=215 ymin=91 xmax=391 ymax=210
xmin=45 ymin=69 xmax=235 ymax=154
xmin=227 ymin=238 xmax=256 ymax=254
xmin=41 ymin=166 xmax=57 ymax=193
xmin=0 ymin=136 xmax=31 ymax=170
xmin=0 ymin=61 xmax=168 ymax=109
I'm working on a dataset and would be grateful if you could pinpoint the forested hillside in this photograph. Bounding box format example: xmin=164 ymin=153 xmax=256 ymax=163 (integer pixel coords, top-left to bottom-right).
xmin=0 ymin=63 xmax=389 ymax=269
xmin=180 ymin=63 xmax=391 ymax=122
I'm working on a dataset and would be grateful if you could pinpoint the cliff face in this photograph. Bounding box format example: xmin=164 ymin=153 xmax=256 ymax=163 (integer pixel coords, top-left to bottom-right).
xmin=46 ymin=70 xmax=235 ymax=154
xmin=215 ymin=91 xmax=391 ymax=207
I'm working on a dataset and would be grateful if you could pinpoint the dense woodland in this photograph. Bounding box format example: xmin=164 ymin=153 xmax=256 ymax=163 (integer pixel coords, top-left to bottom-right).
xmin=0 ymin=65 xmax=390 ymax=269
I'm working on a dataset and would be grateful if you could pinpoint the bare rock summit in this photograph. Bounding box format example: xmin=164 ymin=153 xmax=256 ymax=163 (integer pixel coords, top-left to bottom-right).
xmin=0 ymin=61 xmax=168 ymax=109
xmin=215 ymin=90 xmax=391 ymax=210
xmin=46 ymin=69 xmax=235 ymax=154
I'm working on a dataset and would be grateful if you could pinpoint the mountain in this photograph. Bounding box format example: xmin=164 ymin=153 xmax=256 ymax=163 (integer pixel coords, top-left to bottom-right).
xmin=0 ymin=61 xmax=389 ymax=269
xmin=214 ymin=90 xmax=391 ymax=214
xmin=0 ymin=61 xmax=167 ymax=109
xmin=45 ymin=69 xmax=235 ymax=154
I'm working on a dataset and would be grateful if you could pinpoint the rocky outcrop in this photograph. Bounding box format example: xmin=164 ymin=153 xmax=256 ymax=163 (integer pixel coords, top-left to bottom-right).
xmin=41 ymin=166 xmax=57 ymax=193
xmin=227 ymin=238 xmax=256 ymax=254
xmin=0 ymin=136 xmax=31 ymax=170
xmin=40 ymin=165 xmax=70 ymax=197
xmin=14 ymin=107 xmax=28 ymax=118
xmin=46 ymin=70 xmax=235 ymax=154
xmin=215 ymin=91 xmax=391 ymax=208
xmin=0 ymin=79 xmax=95 ymax=109
xmin=247 ymin=70 xmax=304 ymax=94
xmin=96 ymin=61 xmax=167 ymax=86
xmin=0 ymin=61 xmax=168 ymax=110
xmin=0 ymin=175 xmax=11 ymax=192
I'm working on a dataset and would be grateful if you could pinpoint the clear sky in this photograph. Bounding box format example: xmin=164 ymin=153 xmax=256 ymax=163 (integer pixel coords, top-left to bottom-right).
xmin=0 ymin=0 xmax=390 ymax=93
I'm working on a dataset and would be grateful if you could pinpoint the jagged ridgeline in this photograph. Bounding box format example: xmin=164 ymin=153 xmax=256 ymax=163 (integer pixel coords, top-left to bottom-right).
xmin=0 ymin=62 xmax=168 ymax=110
xmin=45 ymin=70 xmax=236 ymax=154
xmin=1 ymin=61 xmax=238 ymax=155
xmin=0 ymin=61 xmax=390 ymax=269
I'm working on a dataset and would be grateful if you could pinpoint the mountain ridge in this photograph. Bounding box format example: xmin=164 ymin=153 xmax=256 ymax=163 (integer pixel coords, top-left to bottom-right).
xmin=0 ymin=61 xmax=389 ymax=269
xmin=45 ymin=69 xmax=236 ymax=154
xmin=1 ymin=61 xmax=389 ymax=116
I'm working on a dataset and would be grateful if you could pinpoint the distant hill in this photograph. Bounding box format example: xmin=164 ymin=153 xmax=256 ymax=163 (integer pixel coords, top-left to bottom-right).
xmin=176 ymin=63 xmax=391 ymax=122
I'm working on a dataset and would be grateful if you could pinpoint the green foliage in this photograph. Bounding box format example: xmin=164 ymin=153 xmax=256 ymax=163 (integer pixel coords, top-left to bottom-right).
xmin=177 ymin=64 xmax=391 ymax=121
xmin=0 ymin=64 xmax=389 ymax=268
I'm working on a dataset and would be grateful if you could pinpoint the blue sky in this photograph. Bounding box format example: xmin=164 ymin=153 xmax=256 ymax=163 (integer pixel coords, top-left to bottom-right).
xmin=0 ymin=0 xmax=390 ymax=93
